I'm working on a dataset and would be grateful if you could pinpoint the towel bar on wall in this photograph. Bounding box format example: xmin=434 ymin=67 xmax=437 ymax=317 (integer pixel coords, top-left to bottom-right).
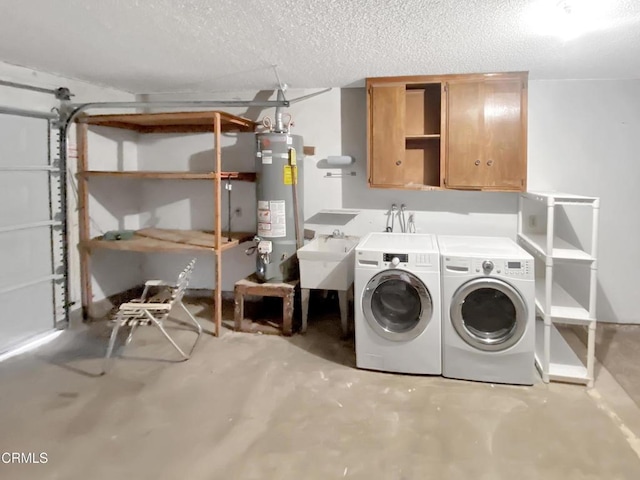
xmin=324 ymin=172 xmax=356 ymax=178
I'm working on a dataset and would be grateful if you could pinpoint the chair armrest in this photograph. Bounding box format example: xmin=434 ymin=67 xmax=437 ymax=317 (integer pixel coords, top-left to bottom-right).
xmin=119 ymin=302 xmax=173 ymax=311
xmin=145 ymin=280 xmax=172 ymax=287
xmin=140 ymin=280 xmax=175 ymax=301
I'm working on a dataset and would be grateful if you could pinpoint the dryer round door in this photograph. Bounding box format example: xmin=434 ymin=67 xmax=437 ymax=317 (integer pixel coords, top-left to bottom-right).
xmin=362 ymin=270 xmax=433 ymax=342
xmin=450 ymin=278 xmax=528 ymax=352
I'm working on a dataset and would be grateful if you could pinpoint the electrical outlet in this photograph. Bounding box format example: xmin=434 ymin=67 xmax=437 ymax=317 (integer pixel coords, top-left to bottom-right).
xmin=235 ymin=207 xmax=242 ymax=217
xmin=528 ymin=215 xmax=537 ymax=228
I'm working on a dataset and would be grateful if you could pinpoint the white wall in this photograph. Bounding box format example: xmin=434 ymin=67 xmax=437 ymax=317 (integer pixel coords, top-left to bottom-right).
xmin=528 ymin=79 xmax=640 ymax=324
xmin=0 ymin=60 xmax=139 ymax=310
xmin=137 ymin=89 xmax=518 ymax=291
xmin=4 ymin=61 xmax=634 ymax=322
xmin=138 ymin=82 xmax=640 ymax=325
xmin=136 ymin=130 xmax=259 ymax=290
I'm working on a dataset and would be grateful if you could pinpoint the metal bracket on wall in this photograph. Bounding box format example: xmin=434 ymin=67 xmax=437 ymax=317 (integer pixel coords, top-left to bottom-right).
xmin=54 ymin=87 xmax=72 ymax=101
xmin=324 ymin=172 xmax=356 ymax=178
xmin=0 ymin=78 xmax=66 ymax=96
xmin=63 ymin=88 xmax=332 ymax=124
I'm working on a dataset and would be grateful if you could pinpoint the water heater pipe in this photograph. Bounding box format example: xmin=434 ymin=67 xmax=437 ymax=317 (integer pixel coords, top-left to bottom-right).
xmin=289 ymin=147 xmax=303 ymax=250
xmin=274 ymin=88 xmax=286 ymax=133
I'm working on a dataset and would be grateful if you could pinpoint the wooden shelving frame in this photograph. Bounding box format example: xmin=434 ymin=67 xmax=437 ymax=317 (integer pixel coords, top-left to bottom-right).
xmin=79 ymin=171 xmax=257 ymax=181
xmin=76 ymin=111 xmax=257 ymax=336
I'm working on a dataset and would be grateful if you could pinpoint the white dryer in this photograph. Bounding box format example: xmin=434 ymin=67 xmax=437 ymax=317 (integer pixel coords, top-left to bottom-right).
xmin=438 ymin=235 xmax=535 ymax=385
xmin=355 ymin=233 xmax=441 ymax=375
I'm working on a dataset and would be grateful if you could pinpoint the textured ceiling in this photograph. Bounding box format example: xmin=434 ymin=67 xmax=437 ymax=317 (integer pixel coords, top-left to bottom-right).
xmin=0 ymin=0 xmax=639 ymax=93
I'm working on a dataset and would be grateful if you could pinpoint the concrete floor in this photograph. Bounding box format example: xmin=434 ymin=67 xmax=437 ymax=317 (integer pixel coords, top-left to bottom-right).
xmin=596 ymin=323 xmax=640 ymax=408
xmin=1 ymin=298 xmax=640 ymax=479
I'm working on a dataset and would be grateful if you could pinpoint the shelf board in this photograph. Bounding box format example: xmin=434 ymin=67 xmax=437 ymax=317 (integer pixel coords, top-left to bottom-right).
xmin=518 ymin=233 xmax=594 ymax=262
xmin=523 ymin=191 xmax=599 ymax=206
xmin=80 ymin=111 xmax=257 ymax=134
xmin=405 ymin=134 xmax=441 ymax=140
xmin=81 ymin=228 xmax=255 ymax=253
xmin=534 ymin=319 xmax=589 ymax=384
xmin=534 ymin=280 xmax=593 ymax=324
xmin=369 ymin=182 xmax=442 ymax=191
xmin=80 ymin=171 xmax=257 ymax=181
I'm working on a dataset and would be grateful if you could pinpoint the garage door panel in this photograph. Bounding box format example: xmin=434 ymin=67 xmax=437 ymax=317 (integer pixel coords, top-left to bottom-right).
xmin=0 ymin=227 xmax=54 ymax=290
xmin=0 ymin=114 xmax=48 ymax=167
xmin=0 ymin=110 xmax=61 ymax=353
xmin=0 ymin=172 xmax=52 ymax=228
xmin=0 ymin=282 xmax=55 ymax=352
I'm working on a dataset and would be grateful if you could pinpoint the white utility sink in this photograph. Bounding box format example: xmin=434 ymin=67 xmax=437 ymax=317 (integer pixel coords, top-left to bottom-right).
xmin=297 ymin=234 xmax=359 ymax=290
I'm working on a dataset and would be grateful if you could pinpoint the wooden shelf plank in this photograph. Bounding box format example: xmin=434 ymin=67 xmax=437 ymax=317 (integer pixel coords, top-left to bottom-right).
xmin=80 ymin=111 xmax=257 ymax=134
xmin=81 ymin=229 xmax=255 ymax=253
xmin=80 ymin=171 xmax=257 ymax=181
xmin=405 ymin=134 xmax=441 ymax=140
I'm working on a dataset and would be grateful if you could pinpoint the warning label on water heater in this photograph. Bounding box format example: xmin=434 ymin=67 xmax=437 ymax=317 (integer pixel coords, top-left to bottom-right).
xmin=257 ymin=200 xmax=286 ymax=238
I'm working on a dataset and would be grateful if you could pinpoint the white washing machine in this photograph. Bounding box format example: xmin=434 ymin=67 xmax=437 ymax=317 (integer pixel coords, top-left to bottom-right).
xmin=438 ymin=235 xmax=535 ymax=385
xmin=355 ymin=232 xmax=441 ymax=374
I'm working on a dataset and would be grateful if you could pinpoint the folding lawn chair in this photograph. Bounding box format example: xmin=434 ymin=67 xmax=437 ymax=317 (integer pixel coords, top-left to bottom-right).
xmin=103 ymin=259 xmax=202 ymax=374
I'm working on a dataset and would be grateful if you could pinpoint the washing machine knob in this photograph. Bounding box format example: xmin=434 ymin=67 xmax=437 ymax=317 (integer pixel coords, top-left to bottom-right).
xmin=391 ymin=257 xmax=400 ymax=266
xmin=482 ymin=260 xmax=494 ymax=272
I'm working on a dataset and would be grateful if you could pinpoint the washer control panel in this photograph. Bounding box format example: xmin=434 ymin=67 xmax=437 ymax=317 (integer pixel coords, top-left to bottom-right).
xmin=383 ymin=253 xmax=408 ymax=263
xmin=363 ymin=251 xmax=435 ymax=269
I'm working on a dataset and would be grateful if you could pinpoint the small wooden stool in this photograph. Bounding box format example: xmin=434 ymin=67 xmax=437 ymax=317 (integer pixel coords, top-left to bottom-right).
xmin=234 ymin=274 xmax=298 ymax=336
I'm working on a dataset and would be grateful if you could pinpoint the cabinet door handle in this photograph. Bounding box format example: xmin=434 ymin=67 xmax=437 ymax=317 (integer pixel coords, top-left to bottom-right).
xmin=487 ymin=160 xmax=494 ymax=166
xmin=396 ymin=160 xmax=402 ymax=166
xmin=474 ymin=160 xmax=480 ymax=166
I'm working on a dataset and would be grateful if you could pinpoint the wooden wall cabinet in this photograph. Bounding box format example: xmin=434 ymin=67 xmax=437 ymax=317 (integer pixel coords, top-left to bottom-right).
xmin=366 ymin=72 xmax=528 ymax=192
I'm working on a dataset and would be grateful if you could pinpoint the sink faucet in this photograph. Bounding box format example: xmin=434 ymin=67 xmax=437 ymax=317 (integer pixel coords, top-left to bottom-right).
xmin=330 ymin=229 xmax=345 ymax=239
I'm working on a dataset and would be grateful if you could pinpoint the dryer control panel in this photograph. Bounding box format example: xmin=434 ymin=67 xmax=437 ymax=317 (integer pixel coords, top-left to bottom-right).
xmin=357 ymin=250 xmax=437 ymax=271
xmin=472 ymin=258 xmax=532 ymax=277
xmin=443 ymin=256 xmax=533 ymax=279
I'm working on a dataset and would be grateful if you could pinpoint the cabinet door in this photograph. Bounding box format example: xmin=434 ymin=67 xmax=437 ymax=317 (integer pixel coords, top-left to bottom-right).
xmin=482 ymin=78 xmax=525 ymax=190
xmin=445 ymin=81 xmax=484 ymax=188
xmin=369 ymin=85 xmax=405 ymax=186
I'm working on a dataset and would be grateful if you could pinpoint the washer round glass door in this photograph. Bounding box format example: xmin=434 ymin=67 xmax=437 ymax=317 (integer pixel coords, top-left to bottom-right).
xmin=450 ymin=278 xmax=527 ymax=351
xmin=362 ymin=270 xmax=432 ymax=342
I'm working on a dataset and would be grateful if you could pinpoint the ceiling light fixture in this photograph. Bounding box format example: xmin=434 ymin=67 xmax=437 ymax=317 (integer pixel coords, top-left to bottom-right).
xmin=525 ymin=0 xmax=613 ymax=40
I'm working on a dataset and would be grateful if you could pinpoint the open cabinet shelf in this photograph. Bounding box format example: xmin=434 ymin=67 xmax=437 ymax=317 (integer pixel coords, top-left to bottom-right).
xmin=404 ymin=83 xmax=442 ymax=188
xmin=76 ymin=111 xmax=258 ymax=336
xmin=368 ymin=79 xmax=445 ymax=190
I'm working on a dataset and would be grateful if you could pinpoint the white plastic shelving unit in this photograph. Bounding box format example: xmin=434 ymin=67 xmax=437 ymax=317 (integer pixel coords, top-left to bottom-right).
xmin=517 ymin=191 xmax=599 ymax=387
